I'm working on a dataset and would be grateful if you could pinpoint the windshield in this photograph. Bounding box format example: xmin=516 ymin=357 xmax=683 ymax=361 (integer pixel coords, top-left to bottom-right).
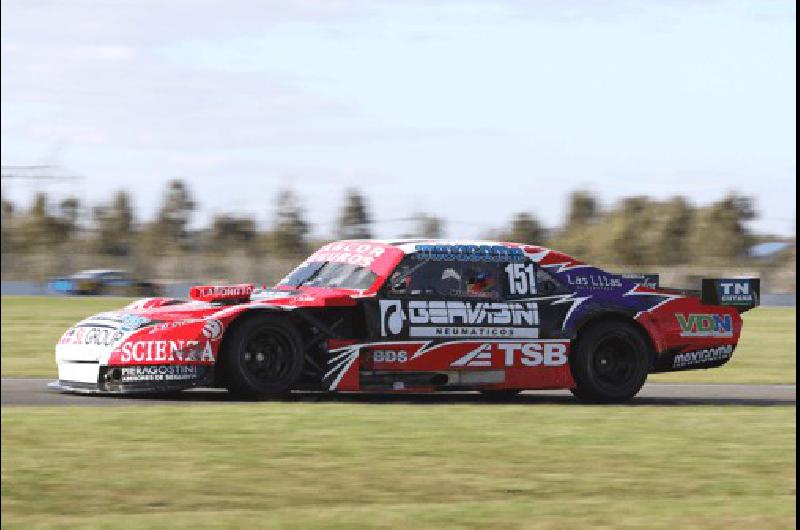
xmin=279 ymin=261 xmax=377 ymax=290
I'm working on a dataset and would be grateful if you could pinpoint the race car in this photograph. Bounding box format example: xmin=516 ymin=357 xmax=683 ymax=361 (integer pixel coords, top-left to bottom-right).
xmin=49 ymin=269 xmax=160 ymax=297
xmin=51 ymin=240 xmax=759 ymax=402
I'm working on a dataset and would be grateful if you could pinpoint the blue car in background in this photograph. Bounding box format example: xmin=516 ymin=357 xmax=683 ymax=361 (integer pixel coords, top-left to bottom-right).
xmin=49 ymin=270 xmax=160 ymax=296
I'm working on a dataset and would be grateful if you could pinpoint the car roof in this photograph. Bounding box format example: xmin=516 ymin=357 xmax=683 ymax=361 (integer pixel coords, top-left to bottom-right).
xmin=369 ymin=238 xmax=542 ymax=254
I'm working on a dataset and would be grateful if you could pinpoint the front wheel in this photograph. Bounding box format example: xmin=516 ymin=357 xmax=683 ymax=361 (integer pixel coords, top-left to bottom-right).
xmin=220 ymin=317 xmax=305 ymax=398
xmin=570 ymin=321 xmax=650 ymax=403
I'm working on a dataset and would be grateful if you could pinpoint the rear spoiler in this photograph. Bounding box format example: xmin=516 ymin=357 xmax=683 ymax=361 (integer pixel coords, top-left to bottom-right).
xmin=701 ymin=278 xmax=760 ymax=313
xmin=623 ymin=274 xmax=761 ymax=313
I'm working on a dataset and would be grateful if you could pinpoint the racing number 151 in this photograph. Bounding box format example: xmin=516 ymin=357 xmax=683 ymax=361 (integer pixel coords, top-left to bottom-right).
xmin=505 ymin=263 xmax=536 ymax=295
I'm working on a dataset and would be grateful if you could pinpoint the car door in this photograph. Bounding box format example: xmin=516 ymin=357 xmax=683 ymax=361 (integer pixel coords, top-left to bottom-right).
xmin=371 ymin=254 xmax=541 ymax=341
xmin=500 ymin=259 xmax=576 ymax=339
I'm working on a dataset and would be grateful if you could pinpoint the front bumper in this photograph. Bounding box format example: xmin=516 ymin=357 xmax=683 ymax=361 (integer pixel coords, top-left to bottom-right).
xmin=52 ymin=363 xmax=213 ymax=394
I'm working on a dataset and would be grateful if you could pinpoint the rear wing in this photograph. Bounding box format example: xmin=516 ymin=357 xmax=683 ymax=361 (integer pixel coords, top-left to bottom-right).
xmin=623 ymin=274 xmax=761 ymax=313
xmin=701 ymin=278 xmax=760 ymax=313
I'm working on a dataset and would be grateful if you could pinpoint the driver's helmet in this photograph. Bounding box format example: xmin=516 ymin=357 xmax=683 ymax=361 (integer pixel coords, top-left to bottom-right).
xmin=467 ymin=271 xmax=494 ymax=294
xmin=389 ymin=267 xmax=413 ymax=292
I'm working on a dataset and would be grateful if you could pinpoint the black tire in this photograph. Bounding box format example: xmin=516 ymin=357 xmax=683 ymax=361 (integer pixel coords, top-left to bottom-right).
xmin=220 ymin=316 xmax=305 ymax=398
xmin=480 ymin=389 xmax=522 ymax=400
xmin=569 ymin=320 xmax=650 ymax=403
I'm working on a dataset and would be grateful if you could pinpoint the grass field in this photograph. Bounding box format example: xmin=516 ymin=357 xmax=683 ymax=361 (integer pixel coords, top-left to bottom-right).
xmin=2 ymin=296 xmax=796 ymax=528
xmin=1 ymin=296 xmax=134 ymax=377
xmin=2 ymin=404 xmax=796 ymax=529
xmin=1 ymin=295 xmax=795 ymax=383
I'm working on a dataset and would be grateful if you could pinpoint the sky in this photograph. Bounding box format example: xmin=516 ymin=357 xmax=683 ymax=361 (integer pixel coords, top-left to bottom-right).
xmin=1 ymin=0 xmax=796 ymax=239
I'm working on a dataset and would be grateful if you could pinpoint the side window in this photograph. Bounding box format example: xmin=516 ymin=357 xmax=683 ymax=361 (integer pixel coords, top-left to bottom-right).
xmin=535 ymin=268 xmax=573 ymax=295
xmin=385 ymin=258 xmax=501 ymax=299
xmin=502 ymin=261 xmax=573 ymax=298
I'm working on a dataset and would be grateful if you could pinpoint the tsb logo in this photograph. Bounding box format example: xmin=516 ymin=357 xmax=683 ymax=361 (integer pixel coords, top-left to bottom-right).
xmin=451 ymin=342 xmax=568 ymax=368
xmin=373 ymin=350 xmax=408 ymax=363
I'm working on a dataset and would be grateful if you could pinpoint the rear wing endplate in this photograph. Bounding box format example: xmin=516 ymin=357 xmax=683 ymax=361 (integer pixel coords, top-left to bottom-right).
xmin=701 ymin=278 xmax=760 ymax=313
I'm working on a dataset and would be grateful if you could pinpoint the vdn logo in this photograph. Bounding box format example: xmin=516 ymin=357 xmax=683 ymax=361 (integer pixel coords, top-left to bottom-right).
xmin=380 ymin=300 xmax=406 ymax=337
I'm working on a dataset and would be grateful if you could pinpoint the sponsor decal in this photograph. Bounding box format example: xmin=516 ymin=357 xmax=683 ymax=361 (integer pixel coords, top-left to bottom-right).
xmin=565 ymin=273 xmax=623 ymax=290
xmin=676 ymin=313 xmax=733 ymax=338
xmin=414 ymin=244 xmax=525 ymax=262
xmin=306 ymin=241 xmax=386 ymax=268
xmin=148 ymin=320 xmax=194 ymax=334
xmin=191 ymin=284 xmax=253 ymax=300
xmin=119 ymin=314 xmax=152 ymax=331
xmin=380 ymin=300 xmax=406 ymax=336
xmin=673 ymin=345 xmax=734 ymax=369
xmin=118 ymin=340 xmax=214 ymax=363
xmin=380 ymin=299 xmax=539 ymax=339
xmin=451 ymin=342 xmax=568 ymax=368
xmin=202 ymin=319 xmax=223 ymax=340
xmin=717 ymin=281 xmax=756 ymax=306
xmin=505 ymin=263 xmax=537 ymax=295
xmin=373 ymin=350 xmax=408 ymax=363
xmin=58 ymin=328 xmax=78 ymax=345
xmin=621 ymin=273 xmax=659 ymax=289
xmin=120 ymin=365 xmax=203 ymax=382
xmin=59 ymin=327 xmax=124 ymax=346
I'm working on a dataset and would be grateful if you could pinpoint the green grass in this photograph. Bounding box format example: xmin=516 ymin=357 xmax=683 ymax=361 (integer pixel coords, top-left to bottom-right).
xmin=1 ymin=295 xmax=795 ymax=384
xmin=1 ymin=404 xmax=796 ymax=529
xmin=1 ymin=296 xmax=134 ymax=377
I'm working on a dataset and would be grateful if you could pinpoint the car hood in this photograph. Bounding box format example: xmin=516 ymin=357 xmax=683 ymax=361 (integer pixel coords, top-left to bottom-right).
xmin=56 ymin=287 xmax=366 ymax=366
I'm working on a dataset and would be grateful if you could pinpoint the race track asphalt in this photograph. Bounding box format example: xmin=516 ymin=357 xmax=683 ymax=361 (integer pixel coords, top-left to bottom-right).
xmin=1 ymin=378 xmax=795 ymax=407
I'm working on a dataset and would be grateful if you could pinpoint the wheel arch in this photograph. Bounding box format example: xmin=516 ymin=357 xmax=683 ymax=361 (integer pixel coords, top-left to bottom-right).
xmin=214 ymin=308 xmax=302 ymax=370
xmin=573 ymin=311 xmax=658 ymax=368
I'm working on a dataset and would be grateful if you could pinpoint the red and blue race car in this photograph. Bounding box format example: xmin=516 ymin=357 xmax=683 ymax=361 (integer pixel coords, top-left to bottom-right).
xmin=52 ymin=240 xmax=759 ymax=402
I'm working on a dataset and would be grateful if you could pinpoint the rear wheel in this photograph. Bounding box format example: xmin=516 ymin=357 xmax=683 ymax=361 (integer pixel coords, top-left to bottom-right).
xmin=570 ymin=321 xmax=650 ymax=403
xmin=221 ymin=317 xmax=304 ymax=397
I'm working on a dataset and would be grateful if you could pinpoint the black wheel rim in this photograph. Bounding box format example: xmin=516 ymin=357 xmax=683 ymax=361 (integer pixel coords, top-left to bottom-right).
xmin=240 ymin=328 xmax=295 ymax=387
xmin=591 ymin=334 xmax=638 ymax=387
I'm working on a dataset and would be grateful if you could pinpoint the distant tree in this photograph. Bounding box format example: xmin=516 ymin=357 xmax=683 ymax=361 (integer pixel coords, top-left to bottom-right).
xmin=689 ymin=194 xmax=756 ymax=262
xmin=411 ymin=212 xmax=445 ymax=239
xmin=501 ymin=212 xmax=546 ymax=245
xmin=155 ymin=179 xmax=196 ymax=245
xmin=1 ymin=193 xmax=16 ymax=252
xmin=93 ymin=191 xmax=134 ymax=256
xmin=566 ymin=190 xmax=598 ymax=227
xmin=551 ymin=191 xmax=601 ymax=259
xmin=649 ymin=196 xmax=693 ymax=264
xmin=269 ymin=189 xmax=309 ymax=256
xmin=1 ymin=195 xmax=14 ymax=217
xmin=209 ymin=214 xmax=257 ymax=254
xmin=31 ymin=192 xmax=47 ymax=219
xmin=22 ymin=192 xmax=69 ymax=251
xmin=336 ymin=188 xmax=372 ymax=240
xmin=607 ymin=196 xmax=652 ymax=265
xmin=58 ymin=197 xmax=81 ymax=236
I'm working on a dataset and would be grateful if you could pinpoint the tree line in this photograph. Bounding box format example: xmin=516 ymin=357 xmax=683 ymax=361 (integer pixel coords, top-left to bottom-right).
xmin=1 ymin=180 xmax=759 ymax=268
